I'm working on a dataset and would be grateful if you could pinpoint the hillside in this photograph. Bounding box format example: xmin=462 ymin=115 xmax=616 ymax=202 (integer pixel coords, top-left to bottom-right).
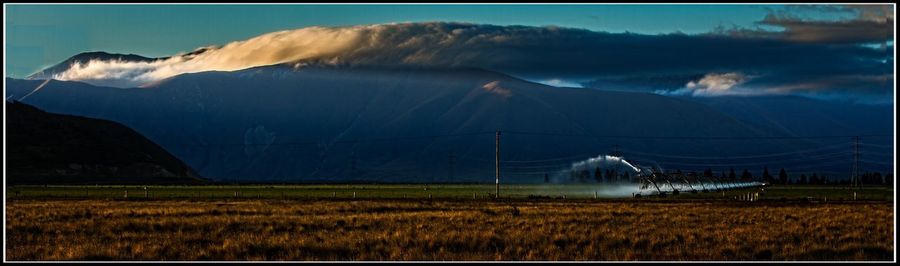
xmin=5 ymin=101 xmax=206 ymax=185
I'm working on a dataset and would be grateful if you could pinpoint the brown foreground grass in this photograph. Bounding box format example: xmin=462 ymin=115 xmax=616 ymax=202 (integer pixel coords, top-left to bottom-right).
xmin=5 ymin=199 xmax=894 ymax=261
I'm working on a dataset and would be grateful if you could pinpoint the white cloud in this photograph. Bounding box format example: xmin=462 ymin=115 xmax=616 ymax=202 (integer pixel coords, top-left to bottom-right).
xmin=535 ymin=78 xmax=584 ymax=88
xmin=658 ymin=72 xmax=755 ymax=97
xmin=53 ymin=25 xmax=370 ymax=87
xmin=56 ymin=22 xmax=577 ymax=87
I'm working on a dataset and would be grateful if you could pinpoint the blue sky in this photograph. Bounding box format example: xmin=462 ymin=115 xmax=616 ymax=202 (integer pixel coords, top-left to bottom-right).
xmin=5 ymin=4 xmax=786 ymax=77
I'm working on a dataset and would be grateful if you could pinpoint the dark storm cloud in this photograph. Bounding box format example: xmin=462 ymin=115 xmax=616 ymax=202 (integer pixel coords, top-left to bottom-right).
xmin=716 ymin=5 xmax=894 ymax=45
xmin=758 ymin=5 xmax=893 ymax=44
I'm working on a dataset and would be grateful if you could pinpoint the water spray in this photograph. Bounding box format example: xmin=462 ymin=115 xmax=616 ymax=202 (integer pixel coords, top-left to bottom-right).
xmin=555 ymin=153 xmax=764 ymax=198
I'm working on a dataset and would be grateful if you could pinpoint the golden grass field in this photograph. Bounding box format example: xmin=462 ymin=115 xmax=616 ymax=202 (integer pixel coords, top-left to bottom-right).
xmin=5 ymin=199 xmax=894 ymax=261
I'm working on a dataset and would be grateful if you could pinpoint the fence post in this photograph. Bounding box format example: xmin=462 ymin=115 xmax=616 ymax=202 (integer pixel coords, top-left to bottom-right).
xmin=353 ymin=191 xmax=356 ymax=198
xmin=124 ymin=190 xmax=127 ymax=199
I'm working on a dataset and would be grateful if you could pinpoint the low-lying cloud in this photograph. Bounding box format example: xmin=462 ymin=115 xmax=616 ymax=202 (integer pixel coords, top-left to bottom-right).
xmin=33 ymin=7 xmax=893 ymax=102
xmin=51 ymin=25 xmax=370 ymax=87
xmin=658 ymin=73 xmax=768 ymax=97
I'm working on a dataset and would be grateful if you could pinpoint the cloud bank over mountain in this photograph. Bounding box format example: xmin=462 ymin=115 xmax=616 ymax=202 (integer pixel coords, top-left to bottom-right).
xmin=37 ymin=5 xmax=893 ymax=102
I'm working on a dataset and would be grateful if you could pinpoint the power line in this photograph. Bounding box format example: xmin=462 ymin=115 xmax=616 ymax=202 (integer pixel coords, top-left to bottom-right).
xmin=779 ymin=164 xmax=864 ymax=173
xmin=859 ymin=159 xmax=893 ymax=166
xmin=30 ymin=129 xmax=890 ymax=147
xmin=502 ymin=164 xmax=571 ymax=170
xmin=492 ymin=153 xmax=601 ymax=163
xmin=485 ymin=158 xmax=592 ymax=166
xmin=617 ymin=142 xmax=852 ymax=160
xmin=857 ymin=152 xmax=895 ymax=158
xmin=857 ymin=142 xmax=895 ymax=149
xmin=501 ymin=130 xmax=892 ymax=140
xmin=624 ymin=149 xmax=853 ymax=163
xmin=625 ymin=152 xmax=852 ymax=167
xmin=168 ymin=131 xmax=497 ymax=147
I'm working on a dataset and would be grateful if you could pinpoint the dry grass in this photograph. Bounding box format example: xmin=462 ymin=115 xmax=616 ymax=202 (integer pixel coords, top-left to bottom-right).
xmin=5 ymin=199 xmax=894 ymax=261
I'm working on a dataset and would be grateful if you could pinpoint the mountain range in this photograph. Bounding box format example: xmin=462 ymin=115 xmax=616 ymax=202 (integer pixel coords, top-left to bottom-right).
xmin=5 ymin=52 xmax=894 ymax=183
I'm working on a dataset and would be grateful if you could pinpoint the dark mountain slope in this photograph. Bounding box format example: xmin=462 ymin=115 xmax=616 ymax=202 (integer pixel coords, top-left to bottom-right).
xmin=5 ymin=101 xmax=205 ymax=185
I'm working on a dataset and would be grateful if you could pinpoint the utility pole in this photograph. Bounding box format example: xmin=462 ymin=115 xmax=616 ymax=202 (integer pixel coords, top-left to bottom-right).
xmin=496 ymin=130 xmax=501 ymax=199
xmin=853 ymin=136 xmax=860 ymax=188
